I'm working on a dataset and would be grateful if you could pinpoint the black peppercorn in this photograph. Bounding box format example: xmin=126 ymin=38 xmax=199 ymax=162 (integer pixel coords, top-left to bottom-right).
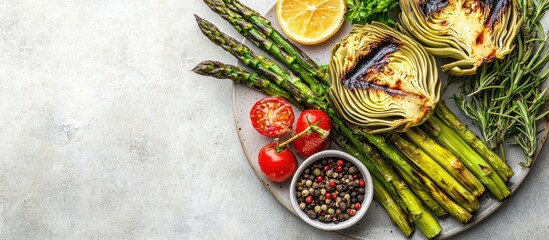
xmin=307 ymin=210 xmax=317 ymax=219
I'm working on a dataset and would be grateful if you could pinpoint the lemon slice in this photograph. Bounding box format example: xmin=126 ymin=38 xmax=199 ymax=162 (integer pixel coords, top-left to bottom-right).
xmin=276 ymin=0 xmax=346 ymax=45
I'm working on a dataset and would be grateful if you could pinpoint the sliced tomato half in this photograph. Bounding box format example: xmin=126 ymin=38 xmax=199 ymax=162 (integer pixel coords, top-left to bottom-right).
xmin=250 ymin=97 xmax=295 ymax=137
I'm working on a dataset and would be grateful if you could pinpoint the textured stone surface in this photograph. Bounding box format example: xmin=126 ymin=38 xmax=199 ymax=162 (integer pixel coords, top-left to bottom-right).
xmin=0 ymin=0 xmax=547 ymax=239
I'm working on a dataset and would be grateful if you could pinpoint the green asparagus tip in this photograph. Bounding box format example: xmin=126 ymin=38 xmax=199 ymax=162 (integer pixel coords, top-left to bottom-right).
xmin=194 ymin=14 xmax=212 ymax=31
xmin=194 ymin=14 xmax=209 ymax=32
xmin=192 ymin=60 xmax=232 ymax=78
xmin=192 ymin=60 xmax=214 ymax=75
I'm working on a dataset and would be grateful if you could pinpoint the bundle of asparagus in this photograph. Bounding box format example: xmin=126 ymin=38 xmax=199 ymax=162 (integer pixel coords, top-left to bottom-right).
xmin=192 ymin=0 xmax=514 ymax=238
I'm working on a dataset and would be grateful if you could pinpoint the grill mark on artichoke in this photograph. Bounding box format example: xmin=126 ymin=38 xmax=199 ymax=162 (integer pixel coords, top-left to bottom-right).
xmin=481 ymin=0 xmax=511 ymax=28
xmin=340 ymin=39 xmax=430 ymax=101
xmin=420 ymin=0 xmax=510 ymax=27
xmin=342 ymin=39 xmax=400 ymax=91
xmin=419 ymin=0 xmax=449 ymax=17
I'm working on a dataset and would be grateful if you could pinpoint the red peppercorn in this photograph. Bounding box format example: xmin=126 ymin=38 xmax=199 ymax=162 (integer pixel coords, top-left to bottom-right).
xmin=353 ymin=174 xmax=358 ymax=180
xmin=329 ymin=181 xmax=337 ymax=188
xmin=358 ymin=179 xmax=365 ymax=187
xmin=316 ymin=176 xmax=323 ymax=182
xmin=349 ymin=209 xmax=356 ymax=216
xmin=336 ymin=166 xmax=343 ymax=173
xmin=323 ymin=165 xmax=330 ymax=171
xmin=325 ymin=193 xmax=332 ymax=199
xmin=332 ymin=193 xmax=338 ymax=199
xmin=354 ymin=203 xmax=361 ymax=211
xmin=337 ymin=159 xmax=345 ymax=166
xmin=305 ymin=196 xmax=313 ymax=204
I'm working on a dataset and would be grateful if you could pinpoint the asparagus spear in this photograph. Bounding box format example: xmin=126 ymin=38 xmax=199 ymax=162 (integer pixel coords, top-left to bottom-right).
xmin=412 ymin=167 xmax=473 ymax=223
xmin=434 ymin=101 xmax=514 ymax=182
xmin=395 ymin=179 xmax=442 ymax=239
xmin=388 ymin=133 xmax=479 ymax=213
xmin=404 ymin=127 xmax=485 ymax=197
xmin=423 ymin=117 xmax=511 ymax=200
xmin=222 ymin=0 xmax=329 ymax=85
xmin=192 ymin=60 xmax=299 ymax=105
xmin=203 ymin=0 xmax=327 ymax=96
xmin=372 ymin=178 xmax=415 ymax=237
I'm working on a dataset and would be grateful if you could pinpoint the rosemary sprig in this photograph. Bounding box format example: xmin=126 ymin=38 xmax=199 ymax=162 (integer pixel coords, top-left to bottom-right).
xmin=451 ymin=0 xmax=549 ymax=167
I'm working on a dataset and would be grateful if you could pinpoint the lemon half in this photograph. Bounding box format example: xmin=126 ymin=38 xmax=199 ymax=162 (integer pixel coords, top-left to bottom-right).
xmin=276 ymin=0 xmax=346 ymax=45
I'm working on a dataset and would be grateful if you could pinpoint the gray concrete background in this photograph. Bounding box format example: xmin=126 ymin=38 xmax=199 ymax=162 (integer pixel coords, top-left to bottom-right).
xmin=0 ymin=0 xmax=547 ymax=239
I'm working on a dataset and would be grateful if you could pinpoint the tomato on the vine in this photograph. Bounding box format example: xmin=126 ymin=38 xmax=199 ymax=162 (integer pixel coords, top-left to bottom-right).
xmin=258 ymin=143 xmax=298 ymax=182
xmin=292 ymin=109 xmax=332 ymax=158
xmin=250 ymin=97 xmax=295 ymax=137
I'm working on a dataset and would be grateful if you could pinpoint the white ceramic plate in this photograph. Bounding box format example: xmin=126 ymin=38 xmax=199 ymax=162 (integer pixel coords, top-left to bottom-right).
xmin=232 ymin=3 xmax=549 ymax=239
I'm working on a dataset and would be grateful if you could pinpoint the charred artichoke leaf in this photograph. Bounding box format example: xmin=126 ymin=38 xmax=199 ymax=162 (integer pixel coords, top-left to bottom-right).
xmin=399 ymin=0 xmax=522 ymax=76
xmin=328 ymin=22 xmax=440 ymax=134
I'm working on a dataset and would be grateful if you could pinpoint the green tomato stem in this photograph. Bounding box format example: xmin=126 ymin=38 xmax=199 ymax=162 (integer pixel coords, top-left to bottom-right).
xmin=276 ymin=121 xmax=330 ymax=150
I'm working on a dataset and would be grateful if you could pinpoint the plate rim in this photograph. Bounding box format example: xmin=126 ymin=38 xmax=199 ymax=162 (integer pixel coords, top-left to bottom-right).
xmin=230 ymin=1 xmax=547 ymax=239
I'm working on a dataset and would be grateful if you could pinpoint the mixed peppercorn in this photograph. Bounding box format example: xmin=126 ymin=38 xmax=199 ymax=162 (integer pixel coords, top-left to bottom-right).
xmin=295 ymin=157 xmax=367 ymax=224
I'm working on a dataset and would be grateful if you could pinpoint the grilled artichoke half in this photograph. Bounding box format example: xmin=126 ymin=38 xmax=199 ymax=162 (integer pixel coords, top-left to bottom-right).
xmin=400 ymin=0 xmax=522 ymax=76
xmin=328 ymin=23 xmax=440 ymax=134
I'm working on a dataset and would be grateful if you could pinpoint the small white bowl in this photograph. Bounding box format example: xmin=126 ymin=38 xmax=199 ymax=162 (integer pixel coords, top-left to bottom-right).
xmin=290 ymin=150 xmax=374 ymax=231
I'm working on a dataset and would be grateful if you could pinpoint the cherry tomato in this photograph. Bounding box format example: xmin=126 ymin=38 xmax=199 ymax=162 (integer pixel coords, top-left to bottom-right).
xmin=292 ymin=109 xmax=332 ymax=158
xmin=250 ymin=97 xmax=295 ymax=137
xmin=258 ymin=143 xmax=298 ymax=182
